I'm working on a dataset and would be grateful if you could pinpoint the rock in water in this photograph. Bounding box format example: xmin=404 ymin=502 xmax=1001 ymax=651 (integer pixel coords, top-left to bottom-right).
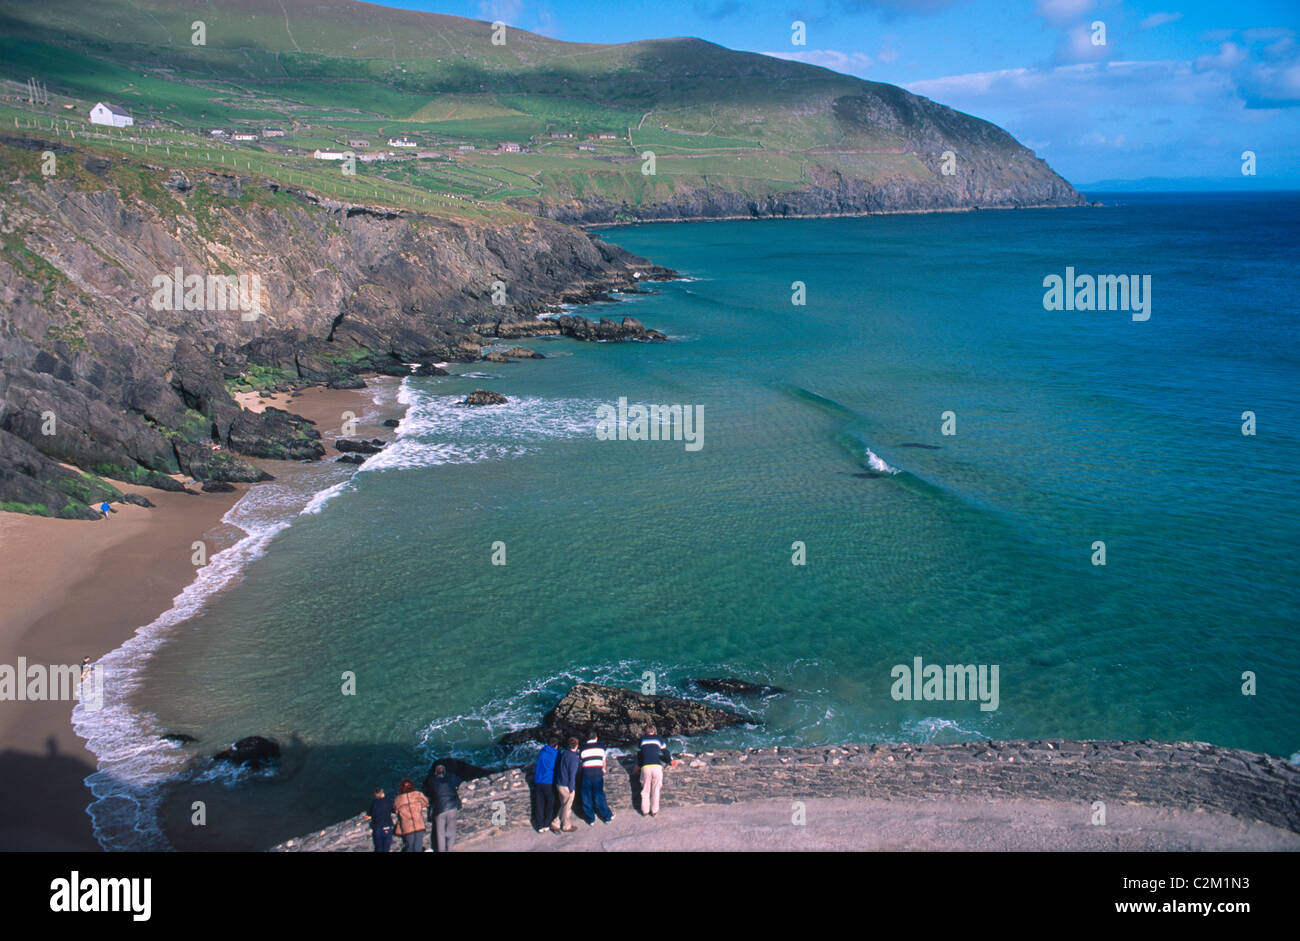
xmin=160 ymin=732 xmax=197 ymax=745
xmin=521 ymin=683 xmax=749 ymax=746
xmin=695 ymin=677 xmax=786 ymax=697
xmin=213 ymin=736 xmax=281 ymax=768
xmin=459 ymin=389 xmax=508 ymax=406
xmin=421 ymin=758 xmax=494 ymax=794
xmin=335 ymin=438 xmax=385 ymax=454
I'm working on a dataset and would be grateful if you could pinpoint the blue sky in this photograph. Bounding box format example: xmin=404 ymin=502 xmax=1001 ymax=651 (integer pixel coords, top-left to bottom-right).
xmin=381 ymin=0 xmax=1300 ymax=186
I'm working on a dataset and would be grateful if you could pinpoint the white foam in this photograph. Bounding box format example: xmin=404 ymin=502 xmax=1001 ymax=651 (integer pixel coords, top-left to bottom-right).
xmin=359 ymin=388 xmax=598 ymax=474
xmin=865 ymin=447 xmax=901 ymax=476
xmin=72 ymin=466 xmax=364 ymax=850
xmin=300 ymin=478 xmax=352 ymax=515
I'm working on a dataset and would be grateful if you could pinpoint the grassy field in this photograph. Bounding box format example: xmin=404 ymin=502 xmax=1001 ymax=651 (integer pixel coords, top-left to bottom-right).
xmin=0 ymin=0 xmax=1052 ymax=220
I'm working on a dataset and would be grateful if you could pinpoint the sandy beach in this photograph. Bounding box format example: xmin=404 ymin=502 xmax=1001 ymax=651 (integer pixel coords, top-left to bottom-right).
xmin=0 ymin=380 xmax=391 ymax=851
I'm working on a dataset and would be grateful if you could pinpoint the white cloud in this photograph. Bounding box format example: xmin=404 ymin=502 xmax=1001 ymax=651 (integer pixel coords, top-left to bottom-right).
xmin=478 ymin=0 xmax=523 ymax=23
xmin=1140 ymin=12 xmax=1182 ymax=30
xmin=1035 ymin=0 xmax=1093 ymax=25
xmin=761 ymin=49 xmax=875 ymax=76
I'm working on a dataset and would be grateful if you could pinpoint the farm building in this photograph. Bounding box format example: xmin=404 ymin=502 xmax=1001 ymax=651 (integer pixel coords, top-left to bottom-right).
xmin=89 ymin=102 xmax=133 ymax=127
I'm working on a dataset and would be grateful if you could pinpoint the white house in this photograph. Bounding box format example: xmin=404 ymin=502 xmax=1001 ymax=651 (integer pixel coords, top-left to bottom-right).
xmin=89 ymin=102 xmax=133 ymax=128
xmin=232 ymin=133 xmax=258 ymax=141
xmin=312 ymin=150 xmax=346 ymax=161
xmin=388 ymin=137 xmax=416 ymax=148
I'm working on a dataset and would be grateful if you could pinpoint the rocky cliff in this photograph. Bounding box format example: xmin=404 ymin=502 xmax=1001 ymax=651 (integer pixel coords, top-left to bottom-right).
xmin=0 ymin=138 xmax=669 ymax=516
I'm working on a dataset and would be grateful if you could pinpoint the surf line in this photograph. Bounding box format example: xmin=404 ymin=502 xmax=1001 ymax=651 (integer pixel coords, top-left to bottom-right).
xmin=595 ymin=397 xmax=704 ymax=451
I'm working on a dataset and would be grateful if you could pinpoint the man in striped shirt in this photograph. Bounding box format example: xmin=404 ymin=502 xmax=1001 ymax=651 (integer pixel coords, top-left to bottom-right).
xmin=637 ymin=725 xmax=677 ymax=817
xmin=578 ymin=732 xmax=614 ymax=825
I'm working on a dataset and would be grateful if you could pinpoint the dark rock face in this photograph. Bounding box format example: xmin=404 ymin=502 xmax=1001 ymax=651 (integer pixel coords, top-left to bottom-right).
xmin=555 ymin=315 xmax=667 ymax=342
xmin=412 ymin=362 xmax=449 ymax=376
xmin=335 ymin=438 xmax=385 ymax=454
xmin=501 ymin=346 xmax=544 ymax=359
xmin=200 ymin=480 xmax=236 ymax=493
xmin=501 ymin=683 xmax=749 ymax=747
xmin=483 ymin=351 xmax=512 ymax=363
xmin=459 ymin=389 xmax=508 ymax=406
xmin=0 ymin=162 xmax=663 ymax=517
xmin=382 ymin=418 xmax=401 ymax=427
xmin=213 ymin=736 xmax=281 ymax=768
xmin=336 ymin=454 xmax=365 ymax=464
xmin=122 ymin=492 xmax=155 ymax=507
xmin=421 ymin=758 xmax=494 ymax=793
xmin=695 ymin=678 xmax=785 ymax=697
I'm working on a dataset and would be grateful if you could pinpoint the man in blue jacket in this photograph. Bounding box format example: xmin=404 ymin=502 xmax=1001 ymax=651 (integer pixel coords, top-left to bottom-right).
xmin=532 ymin=736 xmax=560 ymax=833
xmin=553 ymin=737 xmax=581 ymax=832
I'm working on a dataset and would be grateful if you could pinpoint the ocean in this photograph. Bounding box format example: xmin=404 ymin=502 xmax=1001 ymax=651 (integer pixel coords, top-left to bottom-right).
xmin=73 ymin=192 xmax=1300 ymax=850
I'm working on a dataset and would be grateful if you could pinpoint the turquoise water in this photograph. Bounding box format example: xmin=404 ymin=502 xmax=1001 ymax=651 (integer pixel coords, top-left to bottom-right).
xmin=81 ymin=194 xmax=1300 ymax=848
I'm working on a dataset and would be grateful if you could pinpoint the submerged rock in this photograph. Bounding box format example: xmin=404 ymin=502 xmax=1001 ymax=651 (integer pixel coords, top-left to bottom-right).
xmin=160 ymin=732 xmax=197 ymax=744
xmin=213 ymin=735 xmax=281 ymax=768
xmin=459 ymin=389 xmax=508 ymax=406
xmin=695 ymin=678 xmax=785 ymax=697
xmin=336 ymin=454 xmax=365 ymax=464
xmin=335 ymin=438 xmax=384 ymax=454
xmin=499 ymin=683 xmax=749 ymax=746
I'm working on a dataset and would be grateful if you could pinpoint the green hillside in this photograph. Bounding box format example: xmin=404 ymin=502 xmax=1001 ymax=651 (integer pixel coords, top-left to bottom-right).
xmin=0 ymin=0 xmax=1082 ymax=220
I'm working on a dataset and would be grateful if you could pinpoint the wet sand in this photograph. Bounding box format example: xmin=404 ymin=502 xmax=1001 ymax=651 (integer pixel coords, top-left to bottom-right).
xmin=0 ymin=380 xmax=389 ymax=850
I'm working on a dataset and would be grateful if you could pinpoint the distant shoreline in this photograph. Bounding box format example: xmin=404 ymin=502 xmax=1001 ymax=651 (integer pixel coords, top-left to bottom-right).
xmin=582 ymin=202 xmax=1092 ymax=230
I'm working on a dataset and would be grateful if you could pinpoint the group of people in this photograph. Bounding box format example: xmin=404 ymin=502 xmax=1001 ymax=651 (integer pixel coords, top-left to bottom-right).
xmin=363 ymin=726 xmax=677 ymax=851
xmin=530 ymin=726 xmax=679 ymax=832
xmin=364 ymin=764 xmax=463 ymax=853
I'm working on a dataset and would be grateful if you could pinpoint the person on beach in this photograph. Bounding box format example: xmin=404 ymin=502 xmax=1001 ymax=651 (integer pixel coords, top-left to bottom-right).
xmin=364 ymin=786 xmax=395 ymax=853
xmin=428 ymin=764 xmax=462 ymax=852
xmin=554 ymin=737 xmax=580 ymax=832
xmin=532 ymin=736 xmax=559 ymax=833
xmin=579 ymin=731 xmax=614 ymax=825
xmin=99 ymin=501 xmax=111 ymax=518
xmin=80 ymin=656 xmax=92 ymax=680
xmin=393 ymin=778 xmax=429 ymax=853
xmin=637 ymin=725 xmax=678 ymax=817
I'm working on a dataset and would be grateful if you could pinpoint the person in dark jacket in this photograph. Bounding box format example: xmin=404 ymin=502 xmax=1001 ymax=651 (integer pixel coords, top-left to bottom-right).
xmin=363 ymin=786 xmax=395 ymax=852
xmin=428 ymin=764 xmax=462 ymax=852
xmin=636 ymin=725 xmax=677 ymax=817
xmin=532 ymin=736 xmax=560 ymax=833
xmin=578 ymin=731 xmax=614 ymax=825
xmin=554 ymin=737 xmax=581 ymax=832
